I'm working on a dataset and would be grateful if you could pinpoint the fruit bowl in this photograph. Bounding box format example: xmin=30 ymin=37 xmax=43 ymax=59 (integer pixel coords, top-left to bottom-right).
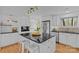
xmin=32 ymin=31 xmax=41 ymax=36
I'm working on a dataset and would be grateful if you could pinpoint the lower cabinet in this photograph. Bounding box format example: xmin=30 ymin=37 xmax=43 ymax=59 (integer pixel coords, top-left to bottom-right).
xmin=39 ymin=36 xmax=56 ymax=53
xmin=51 ymin=32 xmax=58 ymax=42
xmin=27 ymin=36 xmax=56 ymax=53
xmin=59 ymin=33 xmax=79 ymax=48
xmin=39 ymin=45 xmax=51 ymax=53
xmin=75 ymin=35 xmax=79 ymax=47
xmin=59 ymin=33 xmax=68 ymax=44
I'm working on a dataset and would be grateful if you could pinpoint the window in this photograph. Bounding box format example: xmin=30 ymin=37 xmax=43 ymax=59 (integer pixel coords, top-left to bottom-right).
xmin=62 ymin=16 xmax=78 ymax=26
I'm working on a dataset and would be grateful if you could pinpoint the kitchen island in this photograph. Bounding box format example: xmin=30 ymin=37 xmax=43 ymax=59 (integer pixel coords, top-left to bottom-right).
xmin=21 ymin=33 xmax=56 ymax=53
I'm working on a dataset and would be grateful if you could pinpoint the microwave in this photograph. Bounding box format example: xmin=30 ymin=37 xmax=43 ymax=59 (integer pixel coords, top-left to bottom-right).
xmin=21 ymin=26 xmax=29 ymax=32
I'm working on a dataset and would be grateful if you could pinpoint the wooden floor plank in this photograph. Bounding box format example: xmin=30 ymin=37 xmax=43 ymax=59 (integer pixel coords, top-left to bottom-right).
xmin=55 ymin=43 xmax=79 ymax=53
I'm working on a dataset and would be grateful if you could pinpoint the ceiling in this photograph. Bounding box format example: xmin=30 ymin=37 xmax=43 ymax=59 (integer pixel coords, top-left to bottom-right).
xmin=0 ymin=6 xmax=79 ymax=16
xmin=39 ymin=6 xmax=79 ymax=16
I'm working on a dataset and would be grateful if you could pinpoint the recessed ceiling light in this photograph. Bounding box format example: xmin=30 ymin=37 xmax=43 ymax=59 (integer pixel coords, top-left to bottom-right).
xmin=66 ymin=10 xmax=70 ymax=13
xmin=65 ymin=8 xmax=70 ymax=13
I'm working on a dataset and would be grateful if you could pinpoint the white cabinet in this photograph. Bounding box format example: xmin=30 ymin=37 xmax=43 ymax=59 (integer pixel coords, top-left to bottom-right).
xmin=50 ymin=32 xmax=58 ymax=42
xmin=59 ymin=33 xmax=67 ymax=44
xmin=59 ymin=33 xmax=78 ymax=48
xmin=18 ymin=16 xmax=30 ymax=33
xmin=68 ymin=34 xmax=76 ymax=47
xmin=29 ymin=40 xmax=40 ymax=53
xmin=18 ymin=16 xmax=29 ymax=26
xmin=75 ymin=34 xmax=79 ymax=47
xmin=39 ymin=45 xmax=51 ymax=53
xmin=39 ymin=36 xmax=56 ymax=53
xmin=50 ymin=32 xmax=56 ymax=36
xmin=24 ymin=36 xmax=56 ymax=53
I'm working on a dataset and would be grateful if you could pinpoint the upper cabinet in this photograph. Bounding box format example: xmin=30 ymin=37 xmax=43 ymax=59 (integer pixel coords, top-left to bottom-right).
xmin=18 ymin=16 xmax=30 ymax=26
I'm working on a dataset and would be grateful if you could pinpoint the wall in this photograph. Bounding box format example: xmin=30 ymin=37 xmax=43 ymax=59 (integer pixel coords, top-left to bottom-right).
xmin=51 ymin=12 xmax=79 ymax=30
xmin=0 ymin=7 xmax=31 ymax=33
xmin=42 ymin=11 xmax=79 ymax=32
xmin=59 ymin=12 xmax=79 ymax=27
xmin=0 ymin=15 xmax=30 ymax=33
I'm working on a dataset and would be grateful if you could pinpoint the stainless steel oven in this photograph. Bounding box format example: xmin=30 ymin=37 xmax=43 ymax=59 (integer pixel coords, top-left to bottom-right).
xmin=21 ymin=26 xmax=29 ymax=32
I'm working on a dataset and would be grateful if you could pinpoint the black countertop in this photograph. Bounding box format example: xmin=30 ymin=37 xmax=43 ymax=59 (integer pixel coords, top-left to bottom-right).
xmin=21 ymin=33 xmax=55 ymax=43
xmin=0 ymin=32 xmax=18 ymax=34
xmin=52 ymin=30 xmax=79 ymax=34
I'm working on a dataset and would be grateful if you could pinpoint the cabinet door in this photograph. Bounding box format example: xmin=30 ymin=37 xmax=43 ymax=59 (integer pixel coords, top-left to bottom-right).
xmin=29 ymin=41 xmax=40 ymax=53
xmin=39 ymin=45 xmax=51 ymax=53
xmin=59 ymin=33 xmax=67 ymax=44
xmin=76 ymin=34 xmax=79 ymax=48
xmin=40 ymin=36 xmax=56 ymax=53
xmin=63 ymin=33 xmax=76 ymax=47
xmin=50 ymin=32 xmax=58 ymax=42
xmin=64 ymin=33 xmax=73 ymax=45
xmin=59 ymin=33 xmax=77 ymax=47
xmin=68 ymin=34 xmax=76 ymax=47
xmin=48 ymin=36 xmax=56 ymax=52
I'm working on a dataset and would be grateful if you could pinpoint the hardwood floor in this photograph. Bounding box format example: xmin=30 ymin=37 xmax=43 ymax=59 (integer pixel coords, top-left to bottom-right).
xmin=55 ymin=43 xmax=79 ymax=53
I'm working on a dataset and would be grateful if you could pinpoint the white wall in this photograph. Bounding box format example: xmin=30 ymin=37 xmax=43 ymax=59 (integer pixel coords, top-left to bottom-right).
xmin=42 ymin=12 xmax=79 ymax=32
xmin=51 ymin=12 xmax=79 ymax=29
xmin=0 ymin=15 xmax=30 ymax=33
xmin=59 ymin=12 xmax=79 ymax=27
xmin=1 ymin=6 xmax=79 ymax=33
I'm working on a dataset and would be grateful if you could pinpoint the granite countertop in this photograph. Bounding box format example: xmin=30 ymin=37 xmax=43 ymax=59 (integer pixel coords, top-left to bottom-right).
xmin=0 ymin=32 xmax=18 ymax=34
xmin=52 ymin=30 xmax=79 ymax=34
xmin=21 ymin=33 xmax=55 ymax=43
xmin=52 ymin=27 xmax=79 ymax=34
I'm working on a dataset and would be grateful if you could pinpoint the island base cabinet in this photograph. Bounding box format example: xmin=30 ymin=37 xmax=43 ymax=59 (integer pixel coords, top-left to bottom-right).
xmin=39 ymin=44 xmax=56 ymax=53
xmin=23 ymin=36 xmax=56 ymax=53
xmin=39 ymin=36 xmax=56 ymax=53
xmin=29 ymin=47 xmax=40 ymax=53
xmin=39 ymin=45 xmax=52 ymax=53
